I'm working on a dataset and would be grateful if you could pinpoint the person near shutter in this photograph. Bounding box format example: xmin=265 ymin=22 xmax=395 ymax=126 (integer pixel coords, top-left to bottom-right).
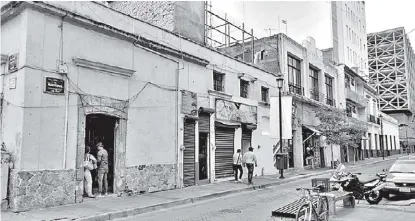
xmin=84 ymin=146 xmax=97 ymax=198
xmin=242 ymin=147 xmax=257 ymax=184
xmin=96 ymin=142 xmax=109 ymax=196
xmin=233 ymin=149 xmax=243 ymax=183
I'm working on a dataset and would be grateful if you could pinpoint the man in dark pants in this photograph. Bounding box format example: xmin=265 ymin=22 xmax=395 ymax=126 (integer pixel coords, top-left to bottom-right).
xmin=232 ymin=149 xmax=243 ymax=183
xmin=242 ymin=147 xmax=257 ymax=184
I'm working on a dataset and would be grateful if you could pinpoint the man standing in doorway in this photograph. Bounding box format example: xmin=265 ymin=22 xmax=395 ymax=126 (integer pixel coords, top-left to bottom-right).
xmin=242 ymin=147 xmax=257 ymax=185
xmin=233 ymin=149 xmax=243 ymax=183
xmin=96 ymin=142 xmax=109 ymax=196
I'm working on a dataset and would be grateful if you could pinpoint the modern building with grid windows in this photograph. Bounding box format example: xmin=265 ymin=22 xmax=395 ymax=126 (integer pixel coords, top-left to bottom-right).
xmin=367 ymin=27 xmax=415 ymax=150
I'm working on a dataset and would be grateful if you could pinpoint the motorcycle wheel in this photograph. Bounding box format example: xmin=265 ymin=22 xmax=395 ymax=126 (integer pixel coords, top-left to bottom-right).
xmin=365 ymin=191 xmax=383 ymax=204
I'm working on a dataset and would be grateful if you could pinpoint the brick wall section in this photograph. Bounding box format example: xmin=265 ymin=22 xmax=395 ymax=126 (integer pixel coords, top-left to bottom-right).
xmin=218 ymin=36 xmax=281 ymax=74
xmin=109 ymin=1 xmax=175 ymax=31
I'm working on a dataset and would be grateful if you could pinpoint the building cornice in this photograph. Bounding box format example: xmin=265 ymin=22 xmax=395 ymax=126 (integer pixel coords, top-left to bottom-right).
xmin=1 ymin=1 xmax=209 ymax=68
xmin=73 ymin=57 xmax=136 ymax=77
xmin=208 ymin=90 xmax=232 ymax=100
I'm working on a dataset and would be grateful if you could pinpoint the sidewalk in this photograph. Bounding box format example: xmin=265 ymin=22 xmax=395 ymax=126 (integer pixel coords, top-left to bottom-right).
xmin=1 ymin=154 xmax=409 ymax=221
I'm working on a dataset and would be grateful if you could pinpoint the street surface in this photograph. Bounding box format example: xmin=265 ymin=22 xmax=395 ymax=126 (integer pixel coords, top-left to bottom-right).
xmin=116 ymin=160 xmax=415 ymax=221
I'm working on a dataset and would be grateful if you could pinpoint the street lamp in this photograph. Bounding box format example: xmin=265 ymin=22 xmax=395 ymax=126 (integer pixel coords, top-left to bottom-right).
xmin=379 ymin=114 xmax=385 ymax=160
xmin=276 ymin=74 xmax=284 ymax=179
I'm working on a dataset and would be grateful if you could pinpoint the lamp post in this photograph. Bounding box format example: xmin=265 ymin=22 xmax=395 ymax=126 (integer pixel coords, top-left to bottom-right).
xmin=380 ymin=114 xmax=385 ymax=160
xmin=276 ymin=74 xmax=285 ymax=179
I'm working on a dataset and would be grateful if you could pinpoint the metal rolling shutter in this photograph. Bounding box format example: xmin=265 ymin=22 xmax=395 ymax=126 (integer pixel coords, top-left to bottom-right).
xmin=183 ymin=119 xmax=196 ymax=186
xmin=199 ymin=113 xmax=210 ymax=133
xmin=215 ymin=127 xmax=235 ymax=178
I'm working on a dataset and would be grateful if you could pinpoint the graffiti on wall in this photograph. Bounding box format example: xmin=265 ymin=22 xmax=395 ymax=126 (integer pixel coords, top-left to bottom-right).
xmin=215 ymin=99 xmax=257 ymax=124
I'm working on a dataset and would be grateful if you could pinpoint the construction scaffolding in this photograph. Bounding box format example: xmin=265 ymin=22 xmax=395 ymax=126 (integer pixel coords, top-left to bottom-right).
xmin=204 ymin=1 xmax=255 ymax=63
xmin=367 ymin=27 xmax=415 ymax=114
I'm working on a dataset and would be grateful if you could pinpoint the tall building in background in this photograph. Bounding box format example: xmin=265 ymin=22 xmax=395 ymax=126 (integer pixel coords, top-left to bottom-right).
xmin=328 ymin=1 xmax=368 ymax=76
xmin=367 ymin=27 xmax=415 ymax=148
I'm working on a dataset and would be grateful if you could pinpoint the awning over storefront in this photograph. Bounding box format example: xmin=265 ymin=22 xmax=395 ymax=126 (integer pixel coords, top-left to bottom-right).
xmin=215 ymin=120 xmax=241 ymax=129
xmin=185 ymin=115 xmax=199 ymax=121
xmin=302 ymin=125 xmax=321 ymax=136
xmin=199 ymin=107 xmax=215 ymax=114
xmin=242 ymin=123 xmax=258 ymax=130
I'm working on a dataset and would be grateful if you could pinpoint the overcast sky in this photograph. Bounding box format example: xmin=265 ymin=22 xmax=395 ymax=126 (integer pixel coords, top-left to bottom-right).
xmin=213 ymin=0 xmax=415 ymax=50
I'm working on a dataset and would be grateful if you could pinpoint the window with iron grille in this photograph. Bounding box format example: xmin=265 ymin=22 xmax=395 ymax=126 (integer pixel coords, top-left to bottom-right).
xmin=288 ymin=55 xmax=302 ymax=95
xmin=261 ymin=86 xmax=269 ymax=102
xmin=309 ymin=66 xmax=319 ymax=101
xmin=325 ymin=74 xmax=334 ymax=106
xmin=240 ymin=80 xmax=249 ymax=98
xmin=213 ymin=72 xmax=224 ymax=92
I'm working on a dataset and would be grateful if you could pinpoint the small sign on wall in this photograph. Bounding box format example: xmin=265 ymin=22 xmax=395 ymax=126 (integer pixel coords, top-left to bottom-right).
xmin=8 ymin=54 xmax=18 ymax=72
xmin=44 ymin=77 xmax=65 ymax=94
xmin=9 ymin=78 xmax=16 ymax=89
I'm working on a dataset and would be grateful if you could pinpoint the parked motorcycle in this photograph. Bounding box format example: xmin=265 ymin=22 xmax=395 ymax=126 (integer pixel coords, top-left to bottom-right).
xmin=329 ymin=164 xmax=387 ymax=204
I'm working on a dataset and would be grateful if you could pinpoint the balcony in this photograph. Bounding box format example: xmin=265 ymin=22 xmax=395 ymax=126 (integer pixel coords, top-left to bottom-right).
xmin=289 ymin=84 xmax=304 ymax=96
xmin=326 ymin=97 xmax=336 ymax=107
xmin=368 ymin=115 xmax=376 ymax=123
xmin=346 ymin=88 xmax=368 ymax=107
xmin=309 ymin=89 xmax=325 ymax=102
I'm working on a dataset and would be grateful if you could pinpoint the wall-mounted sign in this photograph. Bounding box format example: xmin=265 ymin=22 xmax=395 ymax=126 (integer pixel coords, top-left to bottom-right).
xmin=181 ymin=90 xmax=198 ymax=116
xmin=215 ymin=99 xmax=257 ymax=124
xmin=44 ymin=77 xmax=65 ymax=94
xmin=9 ymin=78 xmax=16 ymax=89
xmin=8 ymin=54 xmax=18 ymax=72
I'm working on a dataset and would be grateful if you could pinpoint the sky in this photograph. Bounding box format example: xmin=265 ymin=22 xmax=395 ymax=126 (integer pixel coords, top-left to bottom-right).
xmin=212 ymin=0 xmax=415 ymax=50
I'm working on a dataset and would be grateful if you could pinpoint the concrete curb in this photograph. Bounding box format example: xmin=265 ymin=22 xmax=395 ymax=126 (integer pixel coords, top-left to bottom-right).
xmin=74 ymin=156 xmax=404 ymax=221
xmin=357 ymin=204 xmax=415 ymax=213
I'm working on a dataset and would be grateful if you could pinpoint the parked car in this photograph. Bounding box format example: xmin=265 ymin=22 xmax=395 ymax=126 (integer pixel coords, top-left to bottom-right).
xmin=382 ymin=159 xmax=415 ymax=198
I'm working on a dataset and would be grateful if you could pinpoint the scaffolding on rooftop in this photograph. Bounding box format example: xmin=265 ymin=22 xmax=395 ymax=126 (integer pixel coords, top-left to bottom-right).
xmin=204 ymin=1 xmax=256 ymax=63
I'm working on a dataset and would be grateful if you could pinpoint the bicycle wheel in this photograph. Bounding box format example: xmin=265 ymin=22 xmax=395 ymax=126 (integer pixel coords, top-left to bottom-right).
xmin=295 ymin=204 xmax=318 ymax=221
xmin=319 ymin=197 xmax=329 ymax=221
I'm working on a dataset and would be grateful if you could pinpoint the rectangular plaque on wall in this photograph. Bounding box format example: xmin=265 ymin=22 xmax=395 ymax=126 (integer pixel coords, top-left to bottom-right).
xmin=44 ymin=77 xmax=65 ymax=94
xmin=181 ymin=90 xmax=198 ymax=116
xmin=8 ymin=54 xmax=18 ymax=72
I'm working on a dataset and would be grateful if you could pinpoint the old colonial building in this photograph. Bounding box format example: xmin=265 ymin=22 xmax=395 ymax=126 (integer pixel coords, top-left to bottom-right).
xmin=1 ymin=1 xmax=281 ymax=211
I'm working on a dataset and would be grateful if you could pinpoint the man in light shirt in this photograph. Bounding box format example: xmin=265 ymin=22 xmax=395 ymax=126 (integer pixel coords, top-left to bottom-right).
xmin=233 ymin=149 xmax=243 ymax=183
xmin=242 ymin=147 xmax=257 ymax=184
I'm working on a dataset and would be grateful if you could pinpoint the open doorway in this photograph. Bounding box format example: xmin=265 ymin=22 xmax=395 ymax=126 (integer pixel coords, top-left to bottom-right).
xmin=85 ymin=114 xmax=117 ymax=195
xmin=198 ymin=133 xmax=209 ymax=182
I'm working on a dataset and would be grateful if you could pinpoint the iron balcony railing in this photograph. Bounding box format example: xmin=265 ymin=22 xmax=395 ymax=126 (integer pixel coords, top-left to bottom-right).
xmin=368 ymin=115 xmax=376 ymax=123
xmin=289 ymin=84 xmax=304 ymax=96
xmin=345 ymin=88 xmax=368 ymax=106
xmin=326 ymin=97 xmax=336 ymax=107
xmin=309 ymin=89 xmax=325 ymax=102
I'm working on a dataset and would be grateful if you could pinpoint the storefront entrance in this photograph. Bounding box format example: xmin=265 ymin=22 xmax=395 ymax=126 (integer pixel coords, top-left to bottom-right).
xmin=85 ymin=114 xmax=117 ymax=195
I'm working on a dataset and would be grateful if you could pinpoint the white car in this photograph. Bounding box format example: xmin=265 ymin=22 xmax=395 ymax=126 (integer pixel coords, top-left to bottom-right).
xmin=382 ymin=159 xmax=415 ymax=198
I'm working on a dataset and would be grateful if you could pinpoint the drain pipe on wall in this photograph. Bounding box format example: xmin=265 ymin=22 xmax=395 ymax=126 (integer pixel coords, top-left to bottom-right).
xmin=59 ymin=14 xmax=69 ymax=169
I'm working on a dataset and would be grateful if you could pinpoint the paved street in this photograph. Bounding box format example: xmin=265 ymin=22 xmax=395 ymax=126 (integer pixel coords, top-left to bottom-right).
xmin=116 ymin=160 xmax=415 ymax=221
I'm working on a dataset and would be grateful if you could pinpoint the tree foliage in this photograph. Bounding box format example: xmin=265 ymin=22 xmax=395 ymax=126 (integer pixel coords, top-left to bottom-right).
xmin=315 ymin=107 xmax=367 ymax=148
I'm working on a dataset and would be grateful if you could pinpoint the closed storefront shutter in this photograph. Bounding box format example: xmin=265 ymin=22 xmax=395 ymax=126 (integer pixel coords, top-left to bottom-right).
xmin=199 ymin=113 xmax=210 ymax=133
xmin=183 ymin=119 xmax=196 ymax=186
xmin=215 ymin=127 xmax=235 ymax=178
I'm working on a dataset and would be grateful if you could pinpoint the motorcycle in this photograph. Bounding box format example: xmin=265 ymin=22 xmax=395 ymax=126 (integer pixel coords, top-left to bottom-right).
xmin=329 ymin=163 xmax=387 ymax=204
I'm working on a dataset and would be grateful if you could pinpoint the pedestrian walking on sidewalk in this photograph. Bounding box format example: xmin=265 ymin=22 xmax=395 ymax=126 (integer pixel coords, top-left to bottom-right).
xmin=96 ymin=142 xmax=109 ymax=196
xmin=242 ymin=147 xmax=257 ymax=185
xmin=83 ymin=146 xmax=97 ymax=198
xmin=233 ymin=149 xmax=243 ymax=183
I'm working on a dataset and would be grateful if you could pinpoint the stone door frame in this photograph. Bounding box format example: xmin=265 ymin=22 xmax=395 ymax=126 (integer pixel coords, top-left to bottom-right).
xmin=75 ymin=94 xmax=128 ymax=202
